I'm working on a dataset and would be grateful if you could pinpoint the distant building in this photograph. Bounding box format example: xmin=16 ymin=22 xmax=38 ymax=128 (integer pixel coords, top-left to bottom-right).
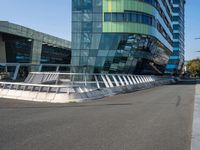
xmin=71 ymin=0 xmax=173 ymax=75
xmin=166 ymin=0 xmax=186 ymax=75
xmin=0 ymin=21 xmax=71 ymax=65
xmin=0 ymin=21 xmax=71 ymax=80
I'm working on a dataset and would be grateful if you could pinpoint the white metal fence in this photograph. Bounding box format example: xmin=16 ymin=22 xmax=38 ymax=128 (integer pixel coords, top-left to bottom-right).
xmin=0 ymin=72 xmax=174 ymax=102
xmin=26 ymin=72 xmax=160 ymax=88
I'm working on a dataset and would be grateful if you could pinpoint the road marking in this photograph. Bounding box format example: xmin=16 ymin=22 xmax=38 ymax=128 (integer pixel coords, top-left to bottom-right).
xmin=191 ymin=79 xmax=200 ymax=150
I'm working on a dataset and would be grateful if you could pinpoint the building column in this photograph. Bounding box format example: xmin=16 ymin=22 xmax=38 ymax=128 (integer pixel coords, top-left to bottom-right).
xmin=0 ymin=33 xmax=7 ymax=63
xmin=31 ymin=40 xmax=42 ymax=72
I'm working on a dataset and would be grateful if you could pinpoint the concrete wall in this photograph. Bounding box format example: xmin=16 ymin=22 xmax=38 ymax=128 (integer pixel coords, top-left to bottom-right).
xmin=0 ymin=33 xmax=6 ymax=63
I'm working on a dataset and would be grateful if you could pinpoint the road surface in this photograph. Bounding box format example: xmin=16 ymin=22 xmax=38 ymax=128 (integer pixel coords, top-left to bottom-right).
xmin=0 ymin=80 xmax=196 ymax=150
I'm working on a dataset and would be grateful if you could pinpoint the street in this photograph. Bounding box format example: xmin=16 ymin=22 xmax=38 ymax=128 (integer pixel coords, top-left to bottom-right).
xmin=0 ymin=80 xmax=196 ymax=150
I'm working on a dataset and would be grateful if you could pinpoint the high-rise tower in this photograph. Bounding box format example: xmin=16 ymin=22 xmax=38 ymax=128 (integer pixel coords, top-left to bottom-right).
xmin=166 ymin=0 xmax=185 ymax=75
xmin=72 ymin=0 xmax=173 ymax=75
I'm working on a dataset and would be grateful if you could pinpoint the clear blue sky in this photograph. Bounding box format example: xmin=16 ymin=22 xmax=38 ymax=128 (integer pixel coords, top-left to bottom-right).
xmin=0 ymin=0 xmax=71 ymax=40
xmin=0 ymin=0 xmax=199 ymax=60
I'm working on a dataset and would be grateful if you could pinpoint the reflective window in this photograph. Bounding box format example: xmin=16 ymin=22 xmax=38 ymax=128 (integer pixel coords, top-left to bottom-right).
xmin=41 ymin=44 xmax=71 ymax=64
xmin=3 ymin=34 xmax=32 ymax=63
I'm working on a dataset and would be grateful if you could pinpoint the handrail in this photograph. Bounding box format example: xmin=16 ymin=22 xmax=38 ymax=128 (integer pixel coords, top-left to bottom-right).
xmin=29 ymin=72 xmax=156 ymax=76
xmin=0 ymin=82 xmax=80 ymax=88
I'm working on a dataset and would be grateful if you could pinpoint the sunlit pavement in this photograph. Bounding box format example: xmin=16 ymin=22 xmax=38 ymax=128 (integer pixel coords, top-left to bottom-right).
xmin=0 ymin=80 xmax=196 ymax=150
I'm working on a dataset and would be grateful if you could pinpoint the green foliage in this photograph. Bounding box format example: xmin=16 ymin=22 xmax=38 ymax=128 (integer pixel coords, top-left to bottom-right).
xmin=187 ymin=59 xmax=200 ymax=77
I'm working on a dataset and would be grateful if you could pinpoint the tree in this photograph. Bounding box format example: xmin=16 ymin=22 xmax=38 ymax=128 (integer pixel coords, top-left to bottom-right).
xmin=187 ymin=59 xmax=200 ymax=77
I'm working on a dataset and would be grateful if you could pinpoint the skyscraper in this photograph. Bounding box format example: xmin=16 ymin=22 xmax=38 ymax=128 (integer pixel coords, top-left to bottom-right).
xmin=72 ymin=0 xmax=173 ymax=75
xmin=166 ymin=0 xmax=185 ymax=75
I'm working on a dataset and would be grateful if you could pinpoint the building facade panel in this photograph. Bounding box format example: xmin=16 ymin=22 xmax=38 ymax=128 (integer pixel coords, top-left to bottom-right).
xmin=103 ymin=0 xmax=173 ymax=42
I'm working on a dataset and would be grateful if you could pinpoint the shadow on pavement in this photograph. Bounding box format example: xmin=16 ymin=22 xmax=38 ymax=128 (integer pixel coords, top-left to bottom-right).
xmin=0 ymin=102 xmax=133 ymax=109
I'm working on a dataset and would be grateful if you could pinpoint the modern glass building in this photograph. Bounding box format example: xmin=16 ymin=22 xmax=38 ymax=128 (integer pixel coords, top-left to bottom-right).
xmin=72 ymin=0 xmax=173 ymax=75
xmin=0 ymin=21 xmax=71 ymax=65
xmin=0 ymin=21 xmax=71 ymax=79
xmin=166 ymin=0 xmax=186 ymax=75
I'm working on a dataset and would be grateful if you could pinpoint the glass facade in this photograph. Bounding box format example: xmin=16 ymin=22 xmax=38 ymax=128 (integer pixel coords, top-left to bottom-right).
xmin=0 ymin=21 xmax=71 ymax=65
xmin=72 ymin=0 xmax=173 ymax=75
xmin=166 ymin=0 xmax=185 ymax=75
xmin=3 ymin=34 xmax=32 ymax=63
xmin=41 ymin=44 xmax=71 ymax=64
xmin=0 ymin=33 xmax=71 ymax=65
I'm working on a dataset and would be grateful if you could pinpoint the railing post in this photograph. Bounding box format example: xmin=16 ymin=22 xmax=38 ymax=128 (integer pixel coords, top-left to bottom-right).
xmin=118 ymin=75 xmax=125 ymax=86
xmin=101 ymin=75 xmax=110 ymax=88
xmin=127 ymin=76 xmax=133 ymax=85
xmin=112 ymin=75 xmax=120 ymax=87
xmin=56 ymin=66 xmax=60 ymax=72
xmin=84 ymin=74 xmax=87 ymax=86
xmin=55 ymin=74 xmax=59 ymax=85
xmin=38 ymin=65 xmax=43 ymax=72
xmin=12 ymin=64 xmax=20 ymax=80
xmin=133 ymin=76 xmax=139 ymax=84
xmin=94 ymin=75 xmax=100 ymax=89
xmin=137 ymin=76 xmax=143 ymax=84
xmin=105 ymin=75 xmax=114 ymax=87
xmin=131 ymin=75 xmax=137 ymax=84
xmin=122 ymin=75 xmax=129 ymax=85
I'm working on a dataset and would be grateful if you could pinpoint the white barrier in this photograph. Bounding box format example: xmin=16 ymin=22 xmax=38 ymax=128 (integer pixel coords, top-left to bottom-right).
xmin=0 ymin=73 xmax=175 ymax=103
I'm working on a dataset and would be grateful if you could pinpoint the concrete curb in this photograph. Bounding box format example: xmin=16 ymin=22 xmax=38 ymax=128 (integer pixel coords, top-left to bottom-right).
xmin=191 ymin=79 xmax=200 ymax=150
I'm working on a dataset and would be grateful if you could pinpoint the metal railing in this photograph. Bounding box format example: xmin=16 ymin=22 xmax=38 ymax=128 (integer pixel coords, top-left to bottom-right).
xmin=0 ymin=81 xmax=79 ymax=94
xmin=0 ymin=63 xmax=71 ymax=80
xmin=26 ymin=72 xmax=158 ymax=89
xmin=0 ymin=72 xmax=159 ymax=94
xmin=0 ymin=72 xmax=173 ymax=103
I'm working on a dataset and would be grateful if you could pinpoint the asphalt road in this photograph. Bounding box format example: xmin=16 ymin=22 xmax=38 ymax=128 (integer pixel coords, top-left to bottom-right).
xmin=0 ymin=80 xmax=196 ymax=150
